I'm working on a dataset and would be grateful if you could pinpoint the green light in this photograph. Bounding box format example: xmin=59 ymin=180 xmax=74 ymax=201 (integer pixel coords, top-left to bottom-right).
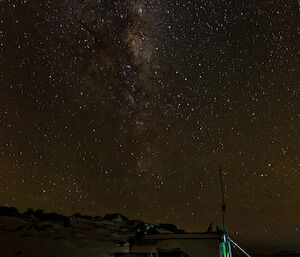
xmin=223 ymin=243 xmax=227 ymax=257
xmin=220 ymin=241 xmax=232 ymax=257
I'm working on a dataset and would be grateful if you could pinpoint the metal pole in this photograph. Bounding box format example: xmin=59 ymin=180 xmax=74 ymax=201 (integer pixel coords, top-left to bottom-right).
xmin=219 ymin=166 xmax=226 ymax=233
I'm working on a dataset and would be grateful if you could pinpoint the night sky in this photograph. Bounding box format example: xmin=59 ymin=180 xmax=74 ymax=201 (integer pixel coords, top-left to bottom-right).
xmin=0 ymin=0 xmax=299 ymax=252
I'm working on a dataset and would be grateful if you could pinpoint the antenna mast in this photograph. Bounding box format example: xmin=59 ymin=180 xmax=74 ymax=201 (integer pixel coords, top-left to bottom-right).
xmin=219 ymin=166 xmax=226 ymax=233
xmin=218 ymin=167 xmax=252 ymax=257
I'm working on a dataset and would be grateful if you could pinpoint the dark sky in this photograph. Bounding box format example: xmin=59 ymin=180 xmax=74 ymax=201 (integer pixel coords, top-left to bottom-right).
xmin=0 ymin=0 xmax=299 ymax=252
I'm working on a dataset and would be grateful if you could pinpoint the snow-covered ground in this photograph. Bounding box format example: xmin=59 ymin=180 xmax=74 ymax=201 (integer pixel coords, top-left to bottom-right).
xmin=0 ymin=215 xmax=130 ymax=257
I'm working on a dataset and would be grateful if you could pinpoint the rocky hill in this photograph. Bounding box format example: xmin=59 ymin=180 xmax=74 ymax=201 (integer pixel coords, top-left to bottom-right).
xmin=0 ymin=206 xmax=185 ymax=257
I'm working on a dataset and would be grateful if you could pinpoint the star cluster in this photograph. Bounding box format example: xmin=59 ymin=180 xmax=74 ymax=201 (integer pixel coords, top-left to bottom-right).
xmin=0 ymin=0 xmax=299 ymax=251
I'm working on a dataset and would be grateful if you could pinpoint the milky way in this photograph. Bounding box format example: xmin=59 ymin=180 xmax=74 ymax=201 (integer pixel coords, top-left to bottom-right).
xmin=0 ymin=0 xmax=299 ymax=252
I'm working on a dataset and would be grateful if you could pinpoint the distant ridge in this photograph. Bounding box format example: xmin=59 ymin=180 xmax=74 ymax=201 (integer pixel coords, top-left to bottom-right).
xmin=0 ymin=206 xmax=185 ymax=235
xmin=0 ymin=205 xmax=187 ymax=257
